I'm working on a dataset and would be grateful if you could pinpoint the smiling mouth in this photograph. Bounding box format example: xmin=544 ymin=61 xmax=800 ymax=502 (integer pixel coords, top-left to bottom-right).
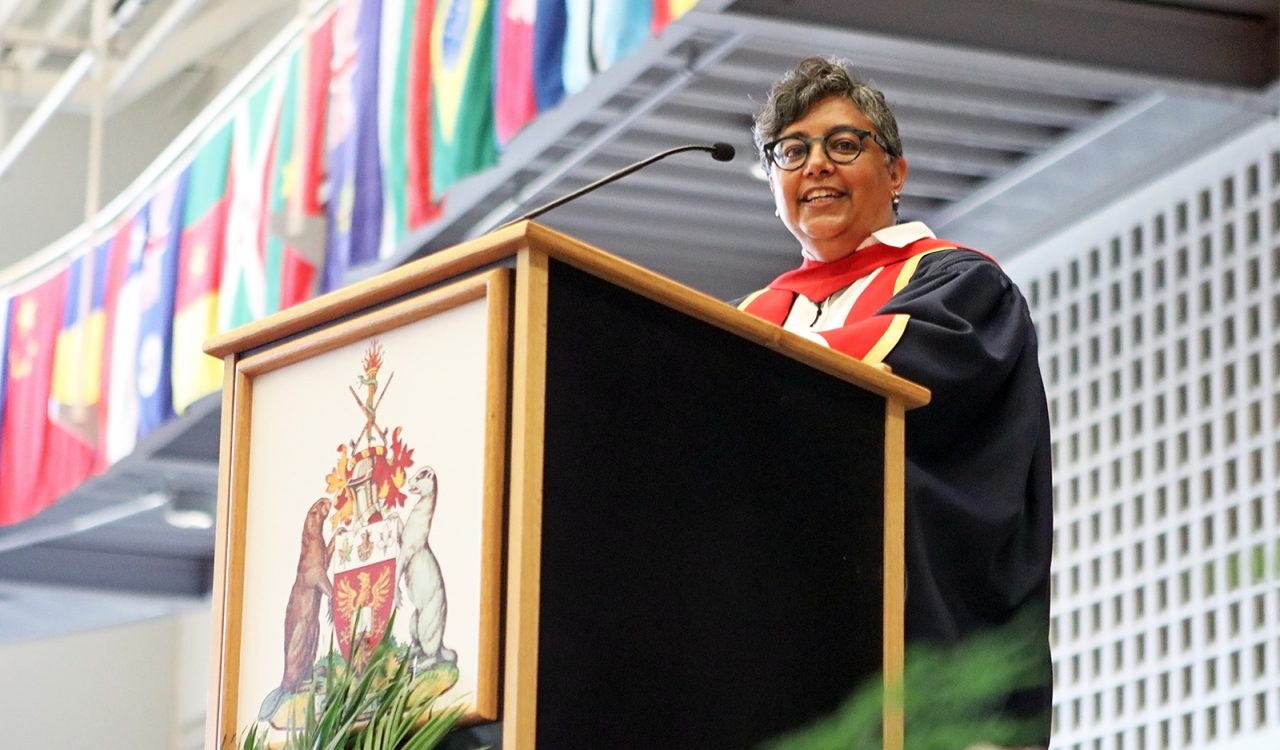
xmin=801 ymin=190 xmax=845 ymax=203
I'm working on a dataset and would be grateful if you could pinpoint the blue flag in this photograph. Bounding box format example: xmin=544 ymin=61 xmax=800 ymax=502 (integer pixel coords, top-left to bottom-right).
xmin=51 ymin=238 xmax=113 ymax=435
xmin=561 ymin=0 xmax=593 ymax=95
xmin=324 ymin=0 xmax=385 ymax=292
xmin=135 ymin=172 xmax=189 ymax=441
xmin=533 ymin=0 xmax=567 ymax=111
xmin=593 ymin=0 xmax=650 ymax=70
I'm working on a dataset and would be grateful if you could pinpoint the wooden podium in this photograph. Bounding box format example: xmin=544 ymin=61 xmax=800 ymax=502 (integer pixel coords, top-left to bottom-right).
xmin=204 ymin=222 xmax=929 ymax=750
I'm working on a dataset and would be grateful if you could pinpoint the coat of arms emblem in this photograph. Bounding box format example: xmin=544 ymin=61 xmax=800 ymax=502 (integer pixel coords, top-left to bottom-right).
xmin=257 ymin=341 xmax=458 ymax=728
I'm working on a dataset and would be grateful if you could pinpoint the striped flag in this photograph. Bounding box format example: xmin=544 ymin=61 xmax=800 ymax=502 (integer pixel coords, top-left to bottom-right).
xmin=495 ymin=0 xmax=537 ymax=145
xmin=532 ymin=0 xmax=566 ymax=111
xmin=324 ymin=0 xmax=385 ymax=291
xmin=0 ymin=267 xmax=70 ymax=525
xmin=430 ymin=0 xmax=497 ymax=199
xmin=380 ymin=0 xmax=443 ymax=258
xmin=49 ymin=239 xmax=112 ymax=449
xmin=95 ymin=218 xmax=139 ymax=467
xmin=266 ymin=48 xmax=319 ymax=314
xmin=173 ymin=126 xmax=232 ymax=415
xmin=103 ymin=210 xmax=149 ymax=465
xmin=136 ymin=174 xmax=189 ymax=442
xmin=42 ymin=244 xmax=103 ymax=504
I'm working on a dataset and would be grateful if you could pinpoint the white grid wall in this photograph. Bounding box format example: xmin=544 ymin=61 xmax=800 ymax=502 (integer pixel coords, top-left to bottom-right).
xmin=1006 ymin=118 xmax=1280 ymax=750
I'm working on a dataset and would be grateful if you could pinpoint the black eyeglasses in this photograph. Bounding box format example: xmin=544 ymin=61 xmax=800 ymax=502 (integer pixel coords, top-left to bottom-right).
xmin=762 ymin=126 xmax=885 ymax=171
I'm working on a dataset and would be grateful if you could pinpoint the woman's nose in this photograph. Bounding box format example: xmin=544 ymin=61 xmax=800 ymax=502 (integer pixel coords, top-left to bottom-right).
xmin=803 ymin=141 xmax=833 ymax=174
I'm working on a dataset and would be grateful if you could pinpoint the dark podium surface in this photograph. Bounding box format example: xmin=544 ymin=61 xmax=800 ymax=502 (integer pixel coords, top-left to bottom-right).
xmin=532 ymin=261 xmax=887 ymax=748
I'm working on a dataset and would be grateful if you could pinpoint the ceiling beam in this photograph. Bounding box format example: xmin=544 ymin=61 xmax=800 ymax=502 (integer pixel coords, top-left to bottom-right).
xmin=0 ymin=0 xmax=29 ymax=28
xmin=692 ymin=7 xmax=1278 ymax=110
xmin=724 ymin=0 xmax=1278 ymax=90
xmin=0 ymin=27 xmax=91 ymax=56
xmin=8 ymin=0 xmax=91 ymax=73
xmin=0 ymin=544 xmax=212 ymax=597
xmin=109 ymin=0 xmax=208 ymax=98
xmin=112 ymin=0 xmax=293 ymax=105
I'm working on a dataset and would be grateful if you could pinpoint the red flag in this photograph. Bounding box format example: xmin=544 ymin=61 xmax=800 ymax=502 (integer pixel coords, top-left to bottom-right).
xmin=301 ymin=11 xmax=336 ymax=218
xmin=174 ymin=129 xmax=231 ymax=414
xmin=653 ymin=0 xmax=670 ymax=31
xmin=653 ymin=0 xmax=694 ymax=32
xmin=495 ymin=0 xmax=537 ymax=146
xmin=406 ymin=0 xmax=442 ymax=227
xmin=1 ymin=267 xmax=71 ymax=525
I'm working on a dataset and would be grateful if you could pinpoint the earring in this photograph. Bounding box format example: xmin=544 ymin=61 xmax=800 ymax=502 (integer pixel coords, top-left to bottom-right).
xmin=892 ymin=192 xmax=901 ymax=221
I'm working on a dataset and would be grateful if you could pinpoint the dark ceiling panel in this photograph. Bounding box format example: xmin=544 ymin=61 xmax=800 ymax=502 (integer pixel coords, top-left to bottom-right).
xmin=727 ymin=0 xmax=1280 ymax=88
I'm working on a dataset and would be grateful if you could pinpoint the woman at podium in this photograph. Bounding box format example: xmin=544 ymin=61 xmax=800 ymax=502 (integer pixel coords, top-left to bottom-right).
xmin=738 ymin=56 xmax=1054 ymax=748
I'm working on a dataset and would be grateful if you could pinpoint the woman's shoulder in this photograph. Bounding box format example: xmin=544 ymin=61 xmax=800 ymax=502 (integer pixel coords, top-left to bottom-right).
xmin=911 ymin=243 xmax=1012 ymax=285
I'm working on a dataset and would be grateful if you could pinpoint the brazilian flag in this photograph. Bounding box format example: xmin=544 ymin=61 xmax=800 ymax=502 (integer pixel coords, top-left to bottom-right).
xmin=431 ymin=0 xmax=498 ymax=199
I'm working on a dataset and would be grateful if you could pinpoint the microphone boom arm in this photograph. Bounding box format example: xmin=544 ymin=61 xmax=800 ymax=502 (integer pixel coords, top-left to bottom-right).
xmin=499 ymin=143 xmax=734 ymax=229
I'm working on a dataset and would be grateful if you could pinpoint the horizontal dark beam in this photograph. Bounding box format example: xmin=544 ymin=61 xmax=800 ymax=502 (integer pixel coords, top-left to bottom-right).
xmin=727 ymin=0 xmax=1278 ymax=89
xmin=0 ymin=545 xmax=213 ymax=598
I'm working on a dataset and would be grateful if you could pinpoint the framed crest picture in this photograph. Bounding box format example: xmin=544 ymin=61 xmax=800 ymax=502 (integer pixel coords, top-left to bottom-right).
xmin=211 ymin=269 xmax=509 ymax=744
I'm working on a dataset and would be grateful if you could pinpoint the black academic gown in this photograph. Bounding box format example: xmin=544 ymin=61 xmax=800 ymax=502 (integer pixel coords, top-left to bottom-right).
xmin=743 ymin=243 xmax=1054 ymax=744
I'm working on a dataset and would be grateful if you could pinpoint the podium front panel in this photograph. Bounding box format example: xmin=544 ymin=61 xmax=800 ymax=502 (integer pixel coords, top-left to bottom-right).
xmin=531 ymin=260 xmax=887 ymax=748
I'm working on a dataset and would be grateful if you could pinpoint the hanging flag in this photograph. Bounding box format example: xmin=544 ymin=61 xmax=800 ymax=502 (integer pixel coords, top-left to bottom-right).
xmin=220 ymin=71 xmax=288 ymax=332
xmin=405 ymin=0 xmax=443 ymax=228
xmin=49 ymin=240 xmax=112 ymax=447
xmin=103 ymin=210 xmax=148 ymax=465
xmin=532 ymin=0 xmax=566 ymax=111
xmin=379 ymin=0 xmax=443 ymax=259
xmin=300 ymin=10 xmax=336 ymax=218
xmin=0 ymin=267 xmax=70 ymax=526
xmin=380 ymin=0 xmax=445 ymax=255
xmin=324 ymin=0 xmax=385 ymax=292
xmin=495 ymin=0 xmax=537 ymax=145
xmin=41 ymin=255 xmax=102 ymax=505
xmin=560 ymin=0 xmax=594 ymax=95
xmin=592 ymin=0 xmax=650 ymax=71
xmin=652 ymin=0 xmax=695 ymax=33
xmin=562 ymin=0 xmax=651 ymax=95
xmin=136 ymin=174 xmax=189 ymax=443
xmin=430 ymin=0 xmax=497 ymax=199
xmin=0 ymin=292 xmax=10 ymax=477
xmin=266 ymin=47 xmax=320 ymax=314
xmin=173 ymin=126 xmax=232 ymax=416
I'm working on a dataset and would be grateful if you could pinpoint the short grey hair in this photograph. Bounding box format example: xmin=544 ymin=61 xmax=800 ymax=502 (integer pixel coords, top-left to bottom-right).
xmin=753 ymin=56 xmax=903 ymax=170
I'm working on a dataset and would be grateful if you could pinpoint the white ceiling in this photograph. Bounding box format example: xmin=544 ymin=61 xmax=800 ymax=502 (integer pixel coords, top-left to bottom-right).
xmin=0 ymin=0 xmax=1275 ymax=643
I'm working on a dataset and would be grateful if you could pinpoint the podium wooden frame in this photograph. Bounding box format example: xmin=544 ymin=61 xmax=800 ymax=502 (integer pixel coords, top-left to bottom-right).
xmin=205 ymin=222 xmax=929 ymax=750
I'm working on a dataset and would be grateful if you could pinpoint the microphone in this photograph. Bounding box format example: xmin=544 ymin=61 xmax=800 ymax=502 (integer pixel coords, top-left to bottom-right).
xmin=500 ymin=142 xmax=736 ymax=228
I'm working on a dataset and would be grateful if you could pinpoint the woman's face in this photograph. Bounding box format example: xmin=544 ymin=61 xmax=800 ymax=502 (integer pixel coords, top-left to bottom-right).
xmin=767 ymin=96 xmax=907 ymax=263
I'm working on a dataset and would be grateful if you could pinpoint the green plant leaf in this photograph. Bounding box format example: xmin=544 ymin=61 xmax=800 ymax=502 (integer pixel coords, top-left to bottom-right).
xmin=236 ymin=614 xmax=463 ymax=750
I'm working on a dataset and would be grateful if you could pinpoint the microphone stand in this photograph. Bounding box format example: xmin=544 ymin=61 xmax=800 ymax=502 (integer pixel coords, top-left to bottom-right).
xmin=498 ymin=143 xmax=735 ymax=230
